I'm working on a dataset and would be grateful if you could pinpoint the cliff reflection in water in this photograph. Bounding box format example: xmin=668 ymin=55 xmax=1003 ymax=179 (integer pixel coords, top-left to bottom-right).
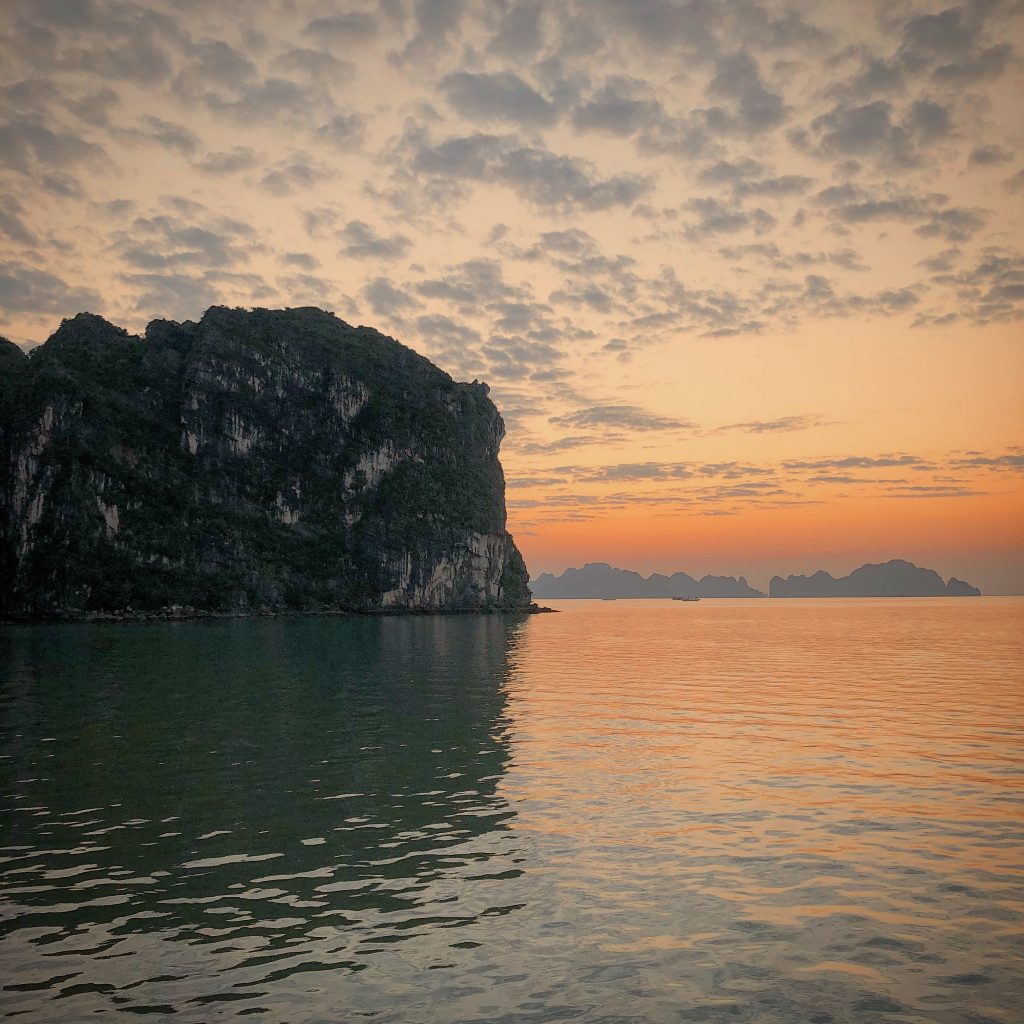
xmin=0 ymin=615 xmax=527 ymax=1016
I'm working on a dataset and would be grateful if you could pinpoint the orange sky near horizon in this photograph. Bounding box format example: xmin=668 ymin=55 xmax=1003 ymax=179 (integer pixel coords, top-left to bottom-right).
xmin=513 ymin=490 xmax=1024 ymax=589
xmin=1 ymin=0 xmax=1022 ymax=591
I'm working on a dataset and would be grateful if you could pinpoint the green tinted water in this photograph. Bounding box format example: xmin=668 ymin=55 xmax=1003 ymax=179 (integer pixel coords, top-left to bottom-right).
xmin=1 ymin=600 xmax=1022 ymax=1022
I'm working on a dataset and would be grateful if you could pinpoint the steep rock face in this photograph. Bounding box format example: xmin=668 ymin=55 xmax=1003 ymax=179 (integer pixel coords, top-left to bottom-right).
xmin=769 ymin=559 xmax=980 ymax=597
xmin=0 ymin=307 xmax=531 ymax=617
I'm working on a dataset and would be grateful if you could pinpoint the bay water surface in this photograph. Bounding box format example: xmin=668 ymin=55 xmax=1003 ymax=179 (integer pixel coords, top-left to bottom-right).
xmin=1 ymin=598 xmax=1022 ymax=1023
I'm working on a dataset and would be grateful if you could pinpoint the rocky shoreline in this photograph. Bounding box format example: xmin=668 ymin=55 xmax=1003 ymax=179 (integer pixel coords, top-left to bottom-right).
xmin=0 ymin=602 xmax=557 ymax=625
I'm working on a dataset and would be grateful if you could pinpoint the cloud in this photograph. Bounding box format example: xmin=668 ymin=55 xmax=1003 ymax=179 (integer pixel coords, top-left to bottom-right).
xmin=483 ymin=332 xmax=562 ymax=381
xmin=517 ymin=229 xmax=639 ymax=287
xmin=441 ymin=71 xmax=558 ymax=126
xmin=815 ymin=184 xmax=988 ymax=242
xmin=0 ymin=260 xmax=102 ymax=320
xmin=715 ymin=414 xmax=831 ymax=434
xmin=932 ymin=43 xmax=1012 ymax=83
xmin=31 ymin=0 xmax=98 ymax=29
xmin=396 ymin=0 xmax=465 ymax=63
xmin=117 ymin=115 xmax=200 ymax=155
xmin=339 ymin=220 xmax=412 ymax=260
xmin=637 ymin=266 xmax=758 ymax=337
xmin=707 ymin=50 xmax=787 ymax=132
xmin=572 ymin=77 xmax=661 ymax=136
xmin=899 ymin=6 xmax=978 ymax=59
xmin=302 ymin=207 xmax=340 ymax=239
xmin=201 ymin=77 xmax=314 ymax=122
xmin=487 ymin=1 xmax=546 ymax=58
xmin=820 ymin=190 xmax=930 ymax=223
xmin=829 ymin=57 xmax=904 ymax=102
xmin=302 ymin=11 xmax=378 ymax=42
xmin=194 ymin=146 xmax=259 ymax=175
xmin=903 ymin=98 xmax=950 ymax=142
xmin=280 ymin=252 xmax=319 ymax=271
xmin=416 ymin=258 xmax=523 ymax=307
xmin=0 ymin=195 xmax=38 ymax=245
xmin=918 ymin=247 xmax=961 ymax=273
xmin=110 ymin=206 xmax=257 ymax=273
xmin=968 ymin=144 xmax=1012 ymax=166
xmin=698 ymin=158 xmax=765 ymax=185
xmin=411 ymin=130 xmax=653 ymax=210
xmin=796 ymin=94 xmax=953 ymax=172
xmin=914 ymin=247 xmax=1024 ymax=325
xmin=593 ymin=0 xmax=719 ymax=56
xmin=783 ymin=454 xmax=928 ymax=471
xmin=803 ymin=100 xmax=914 ymax=166
xmin=316 ymin=113 xmax=365 ymax=147
xmin=948 ymin=451 xmax=1024 ymax=471
xmin=914 ymin=206 xmax=987 ymax=243
xmin=66 ymin=34 xmax=175 ymax=85
xmin=39 ymin=170 xmax=82 ymax=198
xmin=685 ymin=197 xmax=776 ymax=237
xmin=550 ymin=404 xmax=693 ymax=431
xmin=635 ymin=109 xmax=712 ymax=157
xmin=490 ymin=299 xmax=558 ymax=337
xmin=719 ymin=242 xmax=868 ymax=272
xmin=412 ymin=130 xmax=512 ymax=177
xmin=549 ymin=282 xmax=615 ymax=313
xmin=277 ymin=272 xmax=337 ymax=306
xmin=118 ymin=271 xmax=221 ymax=320
xmin=364 ymin=277 xmax=422 ymax=317
xmin=0 ymin=117 xmax=106 ymax=173
xmin=560 ymin=461 xmax=695 ymax=482
xmin=273 ymin=48 xmax=354 ymax=85
xmin=180 ymin=39 xmax=256 ymax=90
xmin=498 ymin=146 xmax=652 ymax=209
xmin=412 ymin=311 xmax=485 ymax=378
xmin=734 ymin=174 xmax=814 ymax=199
xmin=516 ymin=433 xmax=617 ymax=455
xmin=506 ymin=475 xmax=568 ymax=488
xmin=259 ymin=155 xmax=331 ymax=196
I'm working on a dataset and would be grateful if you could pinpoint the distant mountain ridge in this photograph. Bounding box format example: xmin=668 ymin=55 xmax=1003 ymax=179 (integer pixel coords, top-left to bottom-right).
xmin=530 ymin=563 xmax=764 ymax=599
xmin=770 ymin=559 xmax=980 ymax=597
xmin=531 ymin=559 xmax=981 ymax=599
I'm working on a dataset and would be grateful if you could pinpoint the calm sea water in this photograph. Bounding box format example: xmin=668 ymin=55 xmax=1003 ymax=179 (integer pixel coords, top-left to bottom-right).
xmin=1 ymin=599 xmax=1022 ymax=1023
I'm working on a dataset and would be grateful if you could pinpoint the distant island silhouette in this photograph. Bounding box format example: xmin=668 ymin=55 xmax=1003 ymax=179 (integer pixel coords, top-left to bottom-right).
xmin=770 ymin=559 xmax=980 ymax=597
xmin=532 ymin=559 xmax=980 ymax=599
xmin=531 ymin=563 xmax=764 ymax=599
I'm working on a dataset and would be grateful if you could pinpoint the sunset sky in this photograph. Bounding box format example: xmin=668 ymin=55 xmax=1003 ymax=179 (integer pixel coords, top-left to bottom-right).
xmin=1 ymin=0 xmax=1022 ymax=591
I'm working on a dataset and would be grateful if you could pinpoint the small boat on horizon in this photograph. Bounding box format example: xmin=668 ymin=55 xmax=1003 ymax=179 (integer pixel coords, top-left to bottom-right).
xmin=672 ymin=596 xmax=701 ymax=602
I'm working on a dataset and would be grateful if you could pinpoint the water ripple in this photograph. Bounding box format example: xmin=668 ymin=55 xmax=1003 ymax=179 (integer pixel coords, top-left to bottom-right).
xmin=1 ymin=601 xmax=1022 ymax=1022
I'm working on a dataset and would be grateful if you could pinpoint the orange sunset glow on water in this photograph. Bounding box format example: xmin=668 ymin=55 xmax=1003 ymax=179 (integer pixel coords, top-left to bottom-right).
xmin=3 ymin=603 xmax=1023 ymax=1020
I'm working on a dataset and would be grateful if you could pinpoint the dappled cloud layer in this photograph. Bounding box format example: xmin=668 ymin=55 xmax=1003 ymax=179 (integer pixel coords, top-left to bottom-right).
xmin=1 ymin=0 xmax=1021 ymax=588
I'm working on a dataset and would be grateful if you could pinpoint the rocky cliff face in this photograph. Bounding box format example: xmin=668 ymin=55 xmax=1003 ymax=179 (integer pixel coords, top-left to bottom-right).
xmin=0 ymin=307 xmax=532 ymax=618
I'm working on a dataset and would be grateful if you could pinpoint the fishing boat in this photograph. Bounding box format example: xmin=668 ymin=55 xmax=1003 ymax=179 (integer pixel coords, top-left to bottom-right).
xmin=672 ymin=596 xmax=701 ymax=602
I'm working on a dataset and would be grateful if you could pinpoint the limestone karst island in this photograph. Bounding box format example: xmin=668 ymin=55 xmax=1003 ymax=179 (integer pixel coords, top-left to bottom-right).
xmin=0 ymin=306 xmax=532 ymax=619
